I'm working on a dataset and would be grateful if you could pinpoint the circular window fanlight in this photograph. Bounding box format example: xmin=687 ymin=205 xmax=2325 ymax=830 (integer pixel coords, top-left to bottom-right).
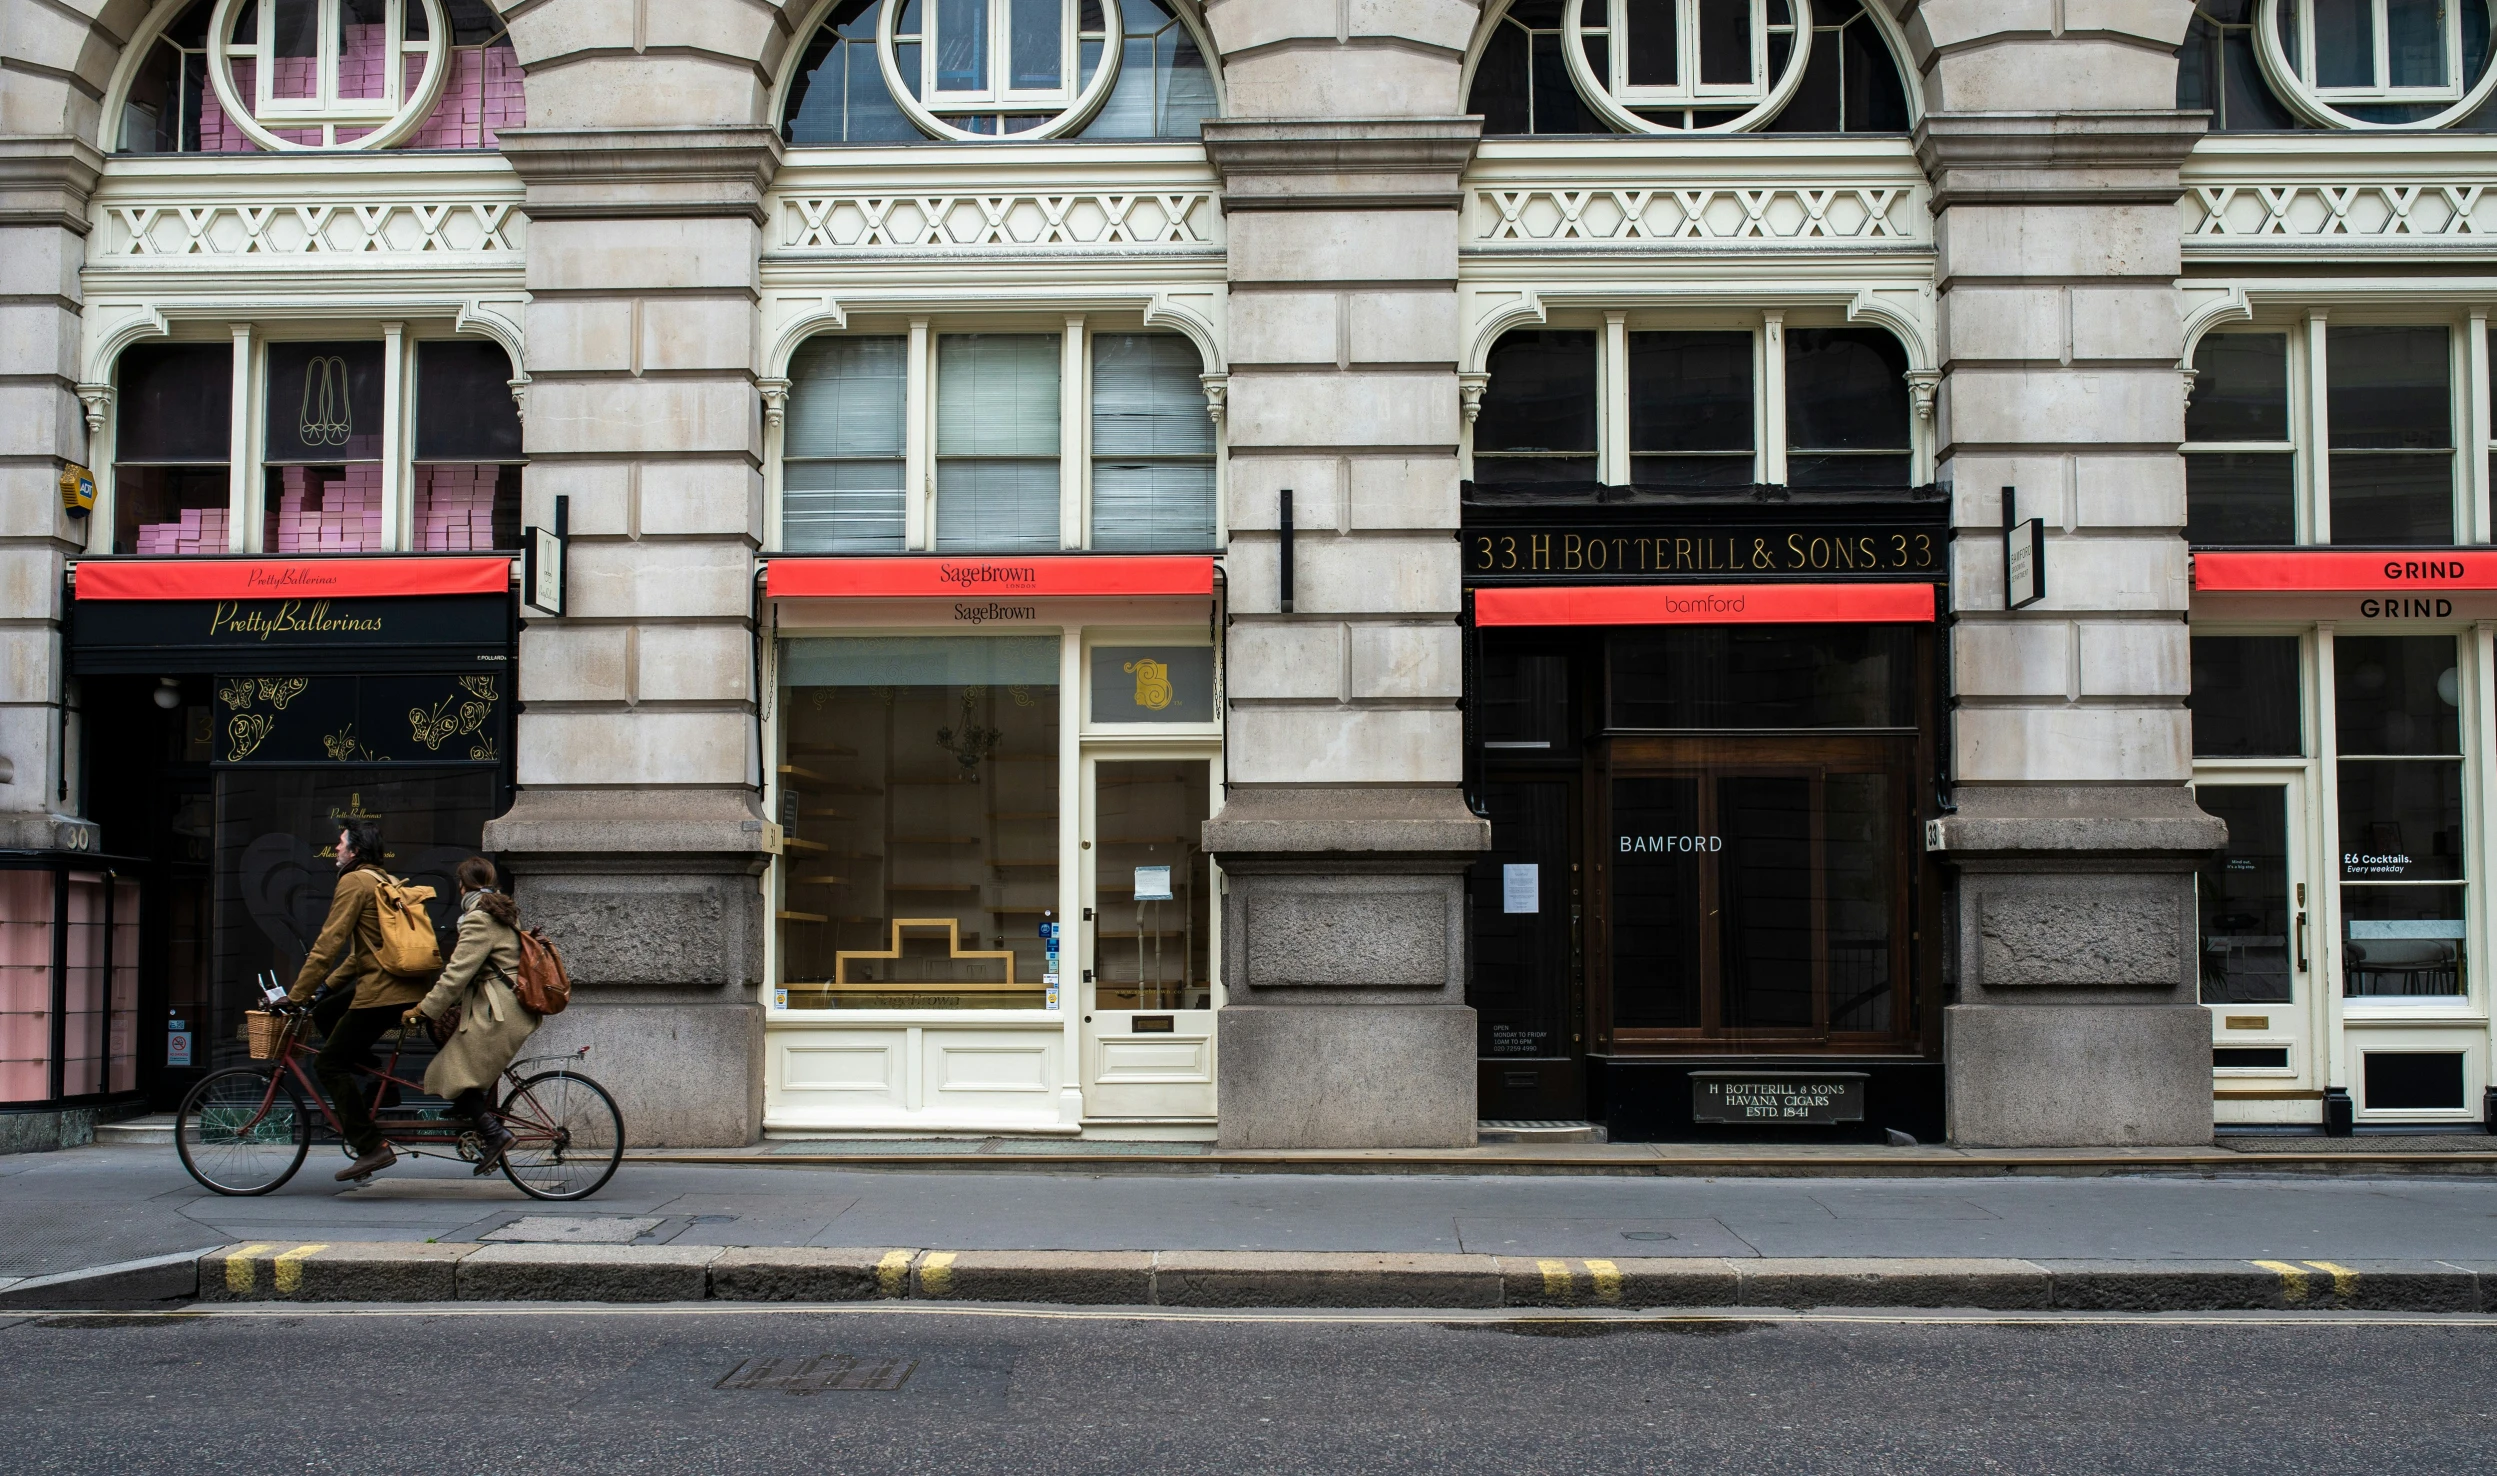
xmin=1557 ymin=0 xmax=1815 ymax=135
xmin=2252 ymin=0 xmax=2497 ymax=130
xmin=877 ymin=0 xmax=1125 ymax=142
xmin=204 ymin=0 xmax=451 ymax=152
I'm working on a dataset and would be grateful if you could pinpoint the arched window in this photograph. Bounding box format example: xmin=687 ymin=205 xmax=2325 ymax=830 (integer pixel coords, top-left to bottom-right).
xmin=781 ymin=0 xmax=1213 ymax=144
xmin=116 ymin=0 xmax=521 ymax=152
xmin=2180 ymin=0 xmax=2497 ymax=130
xmin=1466 ymin=0 xmax=1909 ymax=135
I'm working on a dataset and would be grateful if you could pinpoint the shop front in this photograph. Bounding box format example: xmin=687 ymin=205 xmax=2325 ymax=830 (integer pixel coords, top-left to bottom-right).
xmin=761 ymin=555 xmax=1222 ymax=1137
xmin=67 ymin=555 xmax=514 ymax=1105
xmin=1462 ymin=494 xmax=1950 ymax=1141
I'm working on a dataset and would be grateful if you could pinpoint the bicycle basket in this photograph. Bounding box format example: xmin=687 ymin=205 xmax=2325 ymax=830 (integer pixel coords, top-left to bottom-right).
xmin=244 ymin=1010 xmax=291 ymax=1060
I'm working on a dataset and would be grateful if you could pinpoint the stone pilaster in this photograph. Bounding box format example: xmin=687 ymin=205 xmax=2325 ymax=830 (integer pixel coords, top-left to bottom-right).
xmin=1198 ymin=0 xmax=1488 ymax=1148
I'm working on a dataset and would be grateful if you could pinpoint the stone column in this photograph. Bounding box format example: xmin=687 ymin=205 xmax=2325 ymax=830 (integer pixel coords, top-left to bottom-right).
xmin=484 ymin=125 xmax=783 ymax=1146
xmin=1198 ymin=1 xmax=1489 ymax=1148
xmin=1913 ymin=11 xmax=2223 ymax=1144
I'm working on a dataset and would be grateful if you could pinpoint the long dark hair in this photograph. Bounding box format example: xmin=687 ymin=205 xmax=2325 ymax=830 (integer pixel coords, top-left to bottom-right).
xmin=455 ymin=855 xmax=518 ymax=927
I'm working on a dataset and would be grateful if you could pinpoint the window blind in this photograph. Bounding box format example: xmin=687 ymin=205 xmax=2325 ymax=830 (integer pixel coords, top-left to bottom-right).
xmin=936 ymin=333 xmax=1061 ymax=551
xmin=785 ymin=335 xmax=907 ymax=552
xmin=1091 ymin=333 xmax=1214 ymax=550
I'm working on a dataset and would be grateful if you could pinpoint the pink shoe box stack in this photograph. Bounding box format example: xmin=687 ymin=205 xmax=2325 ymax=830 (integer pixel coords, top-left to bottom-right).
xmin=269 ymin=463 xmax=383 ymax=552
xmin=132 ymin=505 xmax=230 ymax=555
xmin=416 ymin=464 xmax=501 ymax=551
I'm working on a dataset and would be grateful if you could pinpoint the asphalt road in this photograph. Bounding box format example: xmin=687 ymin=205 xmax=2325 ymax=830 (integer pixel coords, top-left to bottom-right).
xmin=5 ymin=1305 xmax=2493 ymax=1474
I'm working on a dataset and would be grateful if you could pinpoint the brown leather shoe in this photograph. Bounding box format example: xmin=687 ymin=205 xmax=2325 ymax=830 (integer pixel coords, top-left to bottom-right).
xmin=334 ymin=1146 xmax=397 ymax=1182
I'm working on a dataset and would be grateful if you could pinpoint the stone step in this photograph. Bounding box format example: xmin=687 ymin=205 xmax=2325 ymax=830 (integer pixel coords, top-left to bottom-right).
xmin=94 ymin=1115 xmax=176 ymax=1146
xmin=1477 ymin=1120 xmax=1605 ymax=1144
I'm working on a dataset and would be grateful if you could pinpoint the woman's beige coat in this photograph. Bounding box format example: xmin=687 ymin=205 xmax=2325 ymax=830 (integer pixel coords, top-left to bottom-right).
xmin=414 ymin=892 xmax=537 ymax=1098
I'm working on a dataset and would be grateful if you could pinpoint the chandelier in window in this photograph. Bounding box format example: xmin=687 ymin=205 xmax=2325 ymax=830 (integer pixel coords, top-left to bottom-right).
xmin=2252 ymin=0 xmax=2497 ymax=129
xmin=204 ymin=0 xmax=451 ymax=151
xmin=1558 ymin=0 xmax=1816 ymax=134
xmin=878 ymin=0 xmax=1126 ymax=141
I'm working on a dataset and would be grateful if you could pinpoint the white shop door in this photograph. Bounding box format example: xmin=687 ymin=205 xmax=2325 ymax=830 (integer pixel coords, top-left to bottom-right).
xmin=1080 ymin=755 xmax=1217 ymax=1119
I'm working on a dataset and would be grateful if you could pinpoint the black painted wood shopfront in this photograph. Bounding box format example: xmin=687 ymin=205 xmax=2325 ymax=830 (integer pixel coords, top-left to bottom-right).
xmin=1461 ymin=485 xmax=1952 ymax=1142
xmin=69 ymin=559 xmax=514 ymax=1108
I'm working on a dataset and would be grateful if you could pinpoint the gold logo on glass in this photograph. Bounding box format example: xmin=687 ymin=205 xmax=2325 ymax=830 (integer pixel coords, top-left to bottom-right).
xmin=1124 ymin=657 xmax=1173 ymax=711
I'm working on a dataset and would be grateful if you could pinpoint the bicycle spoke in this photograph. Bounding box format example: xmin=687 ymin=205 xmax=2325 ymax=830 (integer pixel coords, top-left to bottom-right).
xmin=177 ymin=1068 xmax=309 ymax=1196
xmin=498 ymin=1071 xmax=623 ymax=1201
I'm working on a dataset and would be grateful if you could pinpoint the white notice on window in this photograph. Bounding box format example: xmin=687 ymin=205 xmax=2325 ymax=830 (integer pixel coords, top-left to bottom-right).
xmin=1503 ymin=863 xmax=1538 ymax=914
xmin=1134 ymin=865 xmax=1173 ymax=901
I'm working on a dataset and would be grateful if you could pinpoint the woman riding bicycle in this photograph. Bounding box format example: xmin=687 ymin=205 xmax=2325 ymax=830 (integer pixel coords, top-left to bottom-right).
xmin=403 ymin=856 xmax=539 ymax=1175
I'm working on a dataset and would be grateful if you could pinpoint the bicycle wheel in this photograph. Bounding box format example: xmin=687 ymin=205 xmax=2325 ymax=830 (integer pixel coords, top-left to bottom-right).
xmin=176 ymin=1067 xmax=311 ymax=1196
xmin=497 ymin=1070 xmax=625 ymax=1201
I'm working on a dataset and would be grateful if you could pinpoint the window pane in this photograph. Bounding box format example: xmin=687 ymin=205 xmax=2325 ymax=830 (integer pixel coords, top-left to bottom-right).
xmin=265 ymin=463 xmax=381 ymax=552
xmin=115 ymin=466 xmax=230 ymax=556
xmin=1840 ymin=6 xmax=1910 ymax=129
xmin=1091 ymin=461 xmax=1213 ymax=551
xmin=1480 ymin=642 xmax=1573 ymax=749
xmin=2343 ymin=886 xmax=2465 ymax=996
xmin=337 ymin=0 xmax=389 ymax=100
xmin=2196 ymin=785 xmax=2294 ymax=1004
xmin=411 ymin=463 xmax=520 ymax=551
xmin=1477 ymin=329 xmax=1599 ymax=484
xmin=1469 ymin=11 xmax=1533 ymax=132
xmin=265 ymin=342 xmax=384 ymax=462
xmin=1091 ymin=334 xmax=1209 ymax=456
xmin=2186 ymin=452 xmax=2295 ymax=544
xmin=786 ymin=460 xmax=905 ymax=553
xmin=1719 ymin=776 xmax=1814 ymax=1030
xmin=936 ymin=458 xmax=1059 ymax=551
xmin=1610 ymin=625 xmax=1915 ymax=729
xmin=2222 ymin=21 xmax=2299 ymax=128
xmin=116 ymin=344 xmax=233 ymax=463
xmin=1092 ymin=760 xmax=1211 ymax=1009
xmin=1011 ymin=0 xmax=1062 ymax=87
xmin=1471 ymin=779 xmax=1574 ymax=1056
xmin=1786 ymin=327 xmax=1909 ymax=451
xmin=2331 ymin=453 xmax=2453 ymax=544
xmin=775 ymin=636 xmax=1061 ymax=1012
xmin=2329 ymin=327 xmax=2450 ymax=449
xmin=2338 ymin=761 xmax=2465 ymax=880
xmin=414 ymin=340 xmax=521 ymax=461
xmin=1610 ymin=775 xmax=1704 ymax=1028
xmin=2188 ymin=334 xmax=2289 ymax=442
xmin=789 ymin=336 xmax=906 ymax=458
xmin=1626 ymin=0 xmax=1679 ymax=85
xmin=1786 ymin=453 xmax=1911 ymax=490
xmin=270 ymin=0 xmax=320 ymax=98
xmin=1697 ymin=0 xmax=1752 ymax=84
xmin=2335 ymin=635 xmax=2460 ymax=755
xmin=1825 ymin=771 xmax=1892 ymax=1032
xmin=938 ymin=334 xmax=1059 ymax=457
xmin=2313 ymin=0 xmax=2376 ymax=87
xmin=1531 ymin=28 xmax=1608 ymax=132
xmin=1156 ymin=20 xmax=1217 ymax=135
xmin=2388 ymin=0 xmax=2446 ymax=86
xmin=2191 ymin=636 xmax=2303 ymax=756
xmin=937 ymin=0 xmax=989 ymax=89
xmin=1629 ymin=332 xmax=1753 ymax=453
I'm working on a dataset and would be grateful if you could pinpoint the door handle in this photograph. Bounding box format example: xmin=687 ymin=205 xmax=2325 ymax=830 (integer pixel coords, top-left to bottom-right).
xmin=2295 ymin=911 xmax=2308 ymax=973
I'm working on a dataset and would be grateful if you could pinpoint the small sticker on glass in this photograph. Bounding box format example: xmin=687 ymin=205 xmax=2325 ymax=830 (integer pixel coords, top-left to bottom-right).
xmin=1503 ymin=863 xmax=1538 ymax=914
xmin=1135 ymin=865 xmax=1173 ymax=901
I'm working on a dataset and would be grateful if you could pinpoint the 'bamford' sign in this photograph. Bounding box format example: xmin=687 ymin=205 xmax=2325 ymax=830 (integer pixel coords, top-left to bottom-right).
xmin=1690 ymin=1072 xmax=1869 ymax=1125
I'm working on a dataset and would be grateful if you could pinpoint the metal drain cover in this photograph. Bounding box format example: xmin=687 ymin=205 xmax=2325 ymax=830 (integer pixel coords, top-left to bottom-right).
xmin=1619 ymin=1230 xmax=1677 ymax=1242
xmin=716 ymin=1355 xmax=916 ymax=1394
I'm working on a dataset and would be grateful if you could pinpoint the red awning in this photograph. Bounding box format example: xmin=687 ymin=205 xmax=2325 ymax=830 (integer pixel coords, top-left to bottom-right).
xmin=1475 ymin=582 xmax=1937 ymax=627
xmin=74 ymin=556 xmax=511 ymax=601
xmin=767 ymin=554 xmax=1216 ymax=599
xmin=2193 ymin=550 xmax=2497 ymax=592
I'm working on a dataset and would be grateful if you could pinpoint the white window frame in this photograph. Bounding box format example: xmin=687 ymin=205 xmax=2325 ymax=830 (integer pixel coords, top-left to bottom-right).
xmin=2252 ymin=0 xmax=2497 ymax=130
xmin=1557 ymin=0 xmax=1814 ymax=134
xmin=204 ymin=0 xmax=452 ymax=151
xmin=2294 ymin=0 xmax=2465 ymax=103
xmin=878 ymin=0 xmax=1125 ymax=141
xmin=1607 ymin=0 xmax=1778 ymax=107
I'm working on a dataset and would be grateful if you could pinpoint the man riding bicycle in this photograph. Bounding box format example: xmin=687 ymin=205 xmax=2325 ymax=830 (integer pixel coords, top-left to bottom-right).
xmin=288 ymin=819 xmax=434 ymax=1182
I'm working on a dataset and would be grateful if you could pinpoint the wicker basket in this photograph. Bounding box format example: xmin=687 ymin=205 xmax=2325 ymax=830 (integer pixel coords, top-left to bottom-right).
xmin=244 ymin=1009 xmax=290 ymax=1061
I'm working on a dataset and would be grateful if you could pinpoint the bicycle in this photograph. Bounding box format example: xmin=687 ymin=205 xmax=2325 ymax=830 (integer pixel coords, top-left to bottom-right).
xmin=174 ymin=1007 xmax=625 ymax=1202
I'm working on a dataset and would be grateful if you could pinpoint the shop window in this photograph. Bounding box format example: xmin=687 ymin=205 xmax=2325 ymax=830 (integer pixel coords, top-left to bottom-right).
xmin=1089 ymin=334 xmax=1216 ymax=551
xmin=786 ymin=336 xmax=909 ymax=554
xmin=412 ymin=339 xmax=522 ymax=551
xmin=118 ymin=0 xmax=522 ymax=153
xmin=1610 ymin=625 xmax=1915 ymax=729
xmin=775 ymin=636 xmax=1061 ymax=1011
xmin=1467 ymin=0 xmax=1910 ymax=135
xmin=1474 ymin=330 xmax=1600 ymax=486
xmin=2328 ymin=326 xmax=2454 ymax=545
xmin=1629 ymin=332 xmax=1753 ymax=488
xmin=2176 ymin=0 xmax=2497 ymax=130
xmin=114 ymin=343 xmax=234 ymax=557
xmin=2185 ymin=333 xmax=2296 ymax=546
xmin=264 ymin=341 xmax=385 ymax=553
xmin=0 ymin=866 xmax=139 ymax=1105
xmin=936 ymin=334 xmax=1062 ymax=552
xmin=1480 ymin=645 xmax=1576 ymax=750
xmin=2336 ymin=635 xmax=2467 ymax=997
xmin=2194 ymin=785 xmax=2295 ymax=1004
xmin=1091 ymin=760 xmax=1211 ymax=1010
xmin=2189 ymin=635 xmax=2303 ymax=755
xmin=779 ymin=0 xmax=1213 ymax=144
xmin=1784 ymin=327 xmax=1911 ymax=489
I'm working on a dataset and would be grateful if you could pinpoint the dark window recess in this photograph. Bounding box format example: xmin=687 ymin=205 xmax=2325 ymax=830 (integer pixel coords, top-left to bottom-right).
xmin=1609 ymin=625 xmax=1915 ymax=730
xmin=2335 ymin=636 xmax=2460 ymax=757
xmin=2329 ymin=326 xmax=2453 ymax=546
xmin=2185 ymin=453 xmax=2294 ymax=546
xmin=783 ymin=0 xmax=921 ymax=144
xmin=414 ymin=340 xmax=522 ymax=460
xmin=1468 ymin=779 xmax=1573 ymax=1058
xmin=2188 ymin=334 xmax=2290 ymax=442
xmin=1761 ymin=0 xmax=1911 ymax=133
xmin=1476 ymin=329 xmax=1599 ymax=485
xmin=1785 ymin=327 xmax=1910 ymax=489
xmin=1629 ymin=331 xmax=1753 ymax=488
xmin=2212 ymin=1047 xmax=2290 ymax=1070
xmin=2175 ymin=0 xmax=2301 ymax=131
xmin=1480 ymin=646 xmax=1574 ymax=750
xmin=264 ymin=342 xmax=384 ymax=463
xmin=2363 ymin=1051 xmax=2467 ymax=1111
xmin=2194 ymin=785 xmax=2293 ymax=1005
xmin=116 ymin=343 xmax=233 ymax=463
xmin=1610 ymin=775 xmax=1704 ymax=1029
xmin=2189 ymin=636 xmax=2301 ymax=757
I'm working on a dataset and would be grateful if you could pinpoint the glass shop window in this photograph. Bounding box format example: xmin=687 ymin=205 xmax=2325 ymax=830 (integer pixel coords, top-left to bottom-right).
xmin=2329 ymin=327 xmax=2454 ymax=545
xmin=114 ymin=343 xmax=234 ymax=557
xmin=775 ymin=636 xmax=1061 ymax=1011
xmin=2185 ymin=333 xmax=2294 ymax=546
xmin=263 ymin=341 xmax=385 ymax=553
xmin=1091 ymin=760 xmax=1212 ymax=1010
xmin=2335 ymin=635 xmax=2466 ymax=997
xmin=1784 ymin=327 xmax=1911 ymax=489
xmin=2194 ymin=785 xmax=2295 ymax=1004
xmin=1474 ymin=330 xmax=1599 ymax=485
xmin=936 ymin=334 xmax=1062 ymax=552
xmin=1479 ymin=638 xmax=1577 ymax=752
xmin=412 ymin=339 xmax=522 ymax=551
xmin=1630 ymin=332 xmax=1754 ymax=488
xmin=1090 ymin=333 xmax=1215 ymax=551
xmin=2189 ymin=635 xmax=2303 ymax=756
xmin=1609 ymin=625 xmax=1916 ymax=729
xmin=785 ymin=336 xmax=909 ymax=554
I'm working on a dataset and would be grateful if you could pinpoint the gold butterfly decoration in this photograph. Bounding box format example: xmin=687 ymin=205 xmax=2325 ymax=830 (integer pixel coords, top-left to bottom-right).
xmin=226 ymin=712 xmax=274 ymax=761
xmin=256 ymin=677 xmax=309 ymax=709
xmin=322 ymin=725 xmax=383 ymax=762
xmin=468 ymin=737 xmax=496 ymax=762
xmin=217 ymin=678 xmax=255 ymax=711
xmin=409 ymin=688 xmax=497 ymax=750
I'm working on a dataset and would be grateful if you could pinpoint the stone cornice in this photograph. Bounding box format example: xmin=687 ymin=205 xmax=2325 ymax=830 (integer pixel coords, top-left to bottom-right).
xmin=496 ymin=126 xmax=786 ymax=223
xmin=1915 ymin=111 xmax=2209 ymax=210
xmin=0 ymin=137 xmax=107 ymax=234
xmin=1203 ymin=117 xmax=1482 ymax=212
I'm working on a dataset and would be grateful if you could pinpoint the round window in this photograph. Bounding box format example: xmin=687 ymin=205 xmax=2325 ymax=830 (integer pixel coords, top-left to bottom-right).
xmin=204 ymin=0 xmax=451 ymax=151
xmin=2252 ymin=0 xmax=2497 ymax=130
xmin=876 ymin=0 xmax=1126 ymax=140
xmin=1557 ymin=0 xmax=1817 ymax=134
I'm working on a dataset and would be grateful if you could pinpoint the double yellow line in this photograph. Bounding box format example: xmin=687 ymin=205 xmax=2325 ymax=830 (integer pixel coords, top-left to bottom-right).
xmin=221 ymin=1243 xmax=330 ymax=1295
xmin=2252 ymin=1259 xmax=2361 ymax=1301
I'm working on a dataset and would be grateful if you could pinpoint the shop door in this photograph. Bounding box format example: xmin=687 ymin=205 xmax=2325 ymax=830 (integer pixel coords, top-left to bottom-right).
xmin=1593 ymin=736 xmax=1917 ymax=1049
xmin=1080 ymin=757 xmax=1216 ymax=1118
xmin=1470 ymin=777 xmax=1582 ymax=1118
xmin=2192 ymin=774 xmax=2320 ymax=1120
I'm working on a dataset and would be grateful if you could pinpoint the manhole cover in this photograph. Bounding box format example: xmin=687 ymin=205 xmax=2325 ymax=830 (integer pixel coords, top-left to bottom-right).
xmin=1619 ymin=1230 xmax=1676 ymax=1242
xmin=484 ymin=1216 xmax=663 ymax=1244
xmin=717 ymin=1355 xmax=916 ymax=1394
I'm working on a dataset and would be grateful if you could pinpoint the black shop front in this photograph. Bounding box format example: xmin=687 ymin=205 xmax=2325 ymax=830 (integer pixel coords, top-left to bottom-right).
xmin=69 ymin=556 xmax=514 ymax=1107
xmin=1461 ymin=486 xmax=1951 ymax=1142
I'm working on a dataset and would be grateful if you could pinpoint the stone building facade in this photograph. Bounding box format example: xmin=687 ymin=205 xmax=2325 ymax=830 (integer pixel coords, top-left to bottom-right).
xmin=5 ymin=0 xmax=2493 ymax=1149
